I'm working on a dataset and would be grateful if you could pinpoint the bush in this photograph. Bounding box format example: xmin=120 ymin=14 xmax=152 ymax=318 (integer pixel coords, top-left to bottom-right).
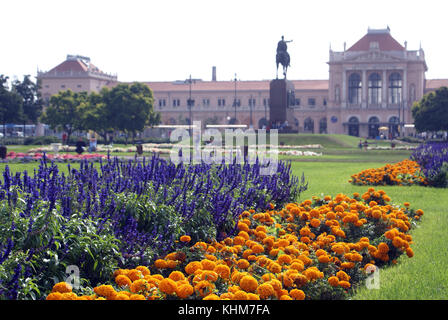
xmin=23 ymin=136 xmax=61 ymax=145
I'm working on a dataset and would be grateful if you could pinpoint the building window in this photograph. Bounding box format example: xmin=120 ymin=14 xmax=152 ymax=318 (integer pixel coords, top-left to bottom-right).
xmin=263 ymin=98 xmax=270 ymax=107
xmin=409 ymin=84 xmax=416 ymax=102
xmin=61 ymin=84 xmax=66 ymax=89
xmin=323 ymin=98 xmax=327 ymax=106
xmin=335 ymin=85 xmax=340 ymax=103
xmin=368 ymin=116 xmax=380 ymax=138
xmin=319 ymin=118 xmax=327 ymax=133
xmin=218 ymin=98 xmax=226 ymax=107
xmin=172 ymin=99 xmax=180 ymax=107
xmin=45 ymin=85 xmax=49 ymax=88
xmin=368 ymin=73 xmax=382 ymax=105
xmin=202 ymin=98 xmax=210 ymax=107
xmin=348 ymin=73 xmax=362 ymax=104
xmin=248 ymin=98 xmax=256 ymax=107
xmin=233 ymin=98 xmax=241 ymax=107
xmin=348 ymin=116 xmax=359 ymax=137
xmin=158 ymin=99 xmax=166 ymax=108
xmin=77 ymin=84 xmax=82 ymax=88
xmin=389 ymin=72 xmax=402 ymax=104
xmin=295 ymin=98 xmax=301 ymax=106
xmin=304 ymin=118 xmax=314 ymax=133
xmin=308 ymin=98 xmax=316 ymax=107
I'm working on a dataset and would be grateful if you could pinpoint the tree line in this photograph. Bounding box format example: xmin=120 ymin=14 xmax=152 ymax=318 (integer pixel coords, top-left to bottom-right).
xmin=0 ymin=74 xmax=43 ymax=137
xmin=0 ymin=75 xmax=161 ymax=144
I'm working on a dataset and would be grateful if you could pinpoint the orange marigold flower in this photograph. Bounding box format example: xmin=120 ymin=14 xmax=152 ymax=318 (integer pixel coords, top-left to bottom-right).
xmin=236 ymin=259 xmax=250 ymax=269
xmin=130 ymin=294 xmax=146 ymax=300
xmin=289 ymin=289 xmax=306 ymax=300
xmin=180 ymin=235 xmax=191 ymax=242
xmin=214 ymin=264 xmax=231 ymax=280
xmin=130 ymin=279 xmax=149 ymax=294
xmin=168 ymin=271 xmax=185 ymax=282
xmin=195 ymin=280 xmax=215 ymax=297
xmin=203 ymin=294 xmax=220 ymax=300
xmin=378 ymin=242 xmax=389 ymax=254
xmin=239 ymin=275 xmax=258 ymax=293
xmin=336 ymin=270 xmax=350 ymax=282
xmin=154 ymin=259 xmax=168 ymax=269
xmin=176 ymin=283 xmax=194 ymax=299
xmin=52 ymin=282 xmax=72 ymax=294
xmin=406 ymin=247 xmax=414 ymax=258
xmin=185 ymin=261 xmax=202 ymax=275
xmin=310 ymin=218 xmax=321 ymax=228
xmin=135 ymin=266 xmax=151 ymax=276
xmin=277 ymin=254 xmax=292 ymax=265
xmin=338 ymin=280 xmax=351 ymax=289
xmin=257 ymin=283 xmax=275 ymax=299
xmin=46 ymin=292 xmax=63 ymax=300
xmin=115 ymin=274 xmax=132 ymax=288
xmin=318 ymin=254 xmax=330 ymax=264
xmin=328 ymin=276 xmax=339 ymax=287
xmin=159 ymin=278 xmax=177 ymax=295
xmin=201 ymin=259 xmax=217 ymax=271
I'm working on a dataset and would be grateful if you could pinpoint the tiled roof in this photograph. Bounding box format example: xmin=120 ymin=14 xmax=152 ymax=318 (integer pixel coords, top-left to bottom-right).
xmin=425 ymin=79 xmax=448 ymax=91
xmin=347 ymin=31 xmax=405 ymax=52
xmin=48 ymin=59 xmax=89 ymax=73
xmin=141 ymin=79 xmax=329 ymax=92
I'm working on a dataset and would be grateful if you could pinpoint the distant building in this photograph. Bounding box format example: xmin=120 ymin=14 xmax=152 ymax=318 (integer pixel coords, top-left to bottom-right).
xmin=37 ymin=29 xmax=448 ymax=138
xmin=37 ymin=54 xmax=118 ymax=103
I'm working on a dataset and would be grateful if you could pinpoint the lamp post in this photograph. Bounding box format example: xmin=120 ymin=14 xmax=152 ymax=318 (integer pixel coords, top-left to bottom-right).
xmin=249 ymin=94 xmax=253 ymax=128
xmin=187 ymin=74 xmax=195 ymax=135
xmin=233 ymin=73 xmax=238 ymax=123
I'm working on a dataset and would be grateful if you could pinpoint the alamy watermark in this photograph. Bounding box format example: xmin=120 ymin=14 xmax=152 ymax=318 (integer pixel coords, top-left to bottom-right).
xmin=169 ymin=121 xmax=279 ymax=175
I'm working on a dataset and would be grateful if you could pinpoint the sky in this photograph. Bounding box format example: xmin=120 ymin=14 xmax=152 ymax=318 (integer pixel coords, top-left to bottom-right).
xmin=2 ymin=0 xmax=448 ymax=84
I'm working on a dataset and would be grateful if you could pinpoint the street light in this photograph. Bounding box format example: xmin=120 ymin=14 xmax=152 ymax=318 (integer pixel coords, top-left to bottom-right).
xmin=233 ymin=73 xmax=238 ymax=123
xmin=187 ymin=74 xmax=195 ymax=135
xmin=249 ymin=94 xmax=253 ymax=128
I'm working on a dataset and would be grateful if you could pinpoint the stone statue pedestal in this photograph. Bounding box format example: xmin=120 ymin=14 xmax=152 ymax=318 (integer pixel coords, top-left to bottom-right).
xmin=269 ymin=79 xmax=295 ymax=125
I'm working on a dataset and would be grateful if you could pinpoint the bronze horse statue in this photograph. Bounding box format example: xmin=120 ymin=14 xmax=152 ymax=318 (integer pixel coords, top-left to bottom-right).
xmin=276 ymin=36 xmax=292 ymax=79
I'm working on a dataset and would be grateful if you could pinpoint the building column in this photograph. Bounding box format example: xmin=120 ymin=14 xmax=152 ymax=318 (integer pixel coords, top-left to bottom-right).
xmin=362 ymin=69 xmax=367 ymax=108
xmin=342 ymin=69 xmax=347 ymax=108
xmin=382 ymin=70 xmax=387 ymax=108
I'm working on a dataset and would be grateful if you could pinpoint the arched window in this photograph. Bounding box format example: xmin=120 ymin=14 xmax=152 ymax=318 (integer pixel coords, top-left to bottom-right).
xmin=348 ymin=73 xmax=362 ymax=104
xmin=368 ymin=73 xmax=382 ymax=105
xmin=348 ymin=116 xmax=359 ymax=137
xmin=304 ymin=118 xmax=314 ymax=133
xmin=319 ymin=118 xmax=327 ymax=134
xmin=335 ymin=85 xmax=341 ymax=103
xmin=258 ymin=117 xmax=268 ymax=129
xmin=368 ymin=116 xmax=380 ymax=138
xmin=389 ymin=116 xmax=399 ymax=138
xmin=389 ymin=73 xmax=402 ymax=104
xmin=409 ymin=84 xmax=416 ymax=102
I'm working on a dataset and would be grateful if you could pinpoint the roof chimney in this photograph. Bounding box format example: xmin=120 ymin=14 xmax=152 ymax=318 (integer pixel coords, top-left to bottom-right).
xmin=212 ymin=66 xmax=217 ymax=81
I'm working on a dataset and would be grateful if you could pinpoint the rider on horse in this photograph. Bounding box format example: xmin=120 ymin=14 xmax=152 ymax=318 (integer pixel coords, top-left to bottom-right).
xmin=276 ymin=36 xmax=292 ymax=79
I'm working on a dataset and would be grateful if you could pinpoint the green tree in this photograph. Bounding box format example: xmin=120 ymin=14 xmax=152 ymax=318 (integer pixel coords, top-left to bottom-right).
xmin=40 ymin=89 xmax=87 ymax=144
xmin=79 ymin=88 xmax=114 ymax=143
xmin=0 ymin=75 xmax=23 ymax=137
xmin=12 ymin=75 xmax=43 ymax=137
xmin=412 ymin=86 xmax=448 ymax=134
xmin=106 ymin=82 xmax=160 ymax=143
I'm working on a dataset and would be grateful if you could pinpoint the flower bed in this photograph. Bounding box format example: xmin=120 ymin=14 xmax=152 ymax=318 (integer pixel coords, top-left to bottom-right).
xmin=3 ymin=151 xmax=107 ymax=163
xmin=47 ymin=188 xmax=423 ymax=300
xmin=411 ymin=142 xmax=448 ymax=188
xmin=0 ymin=156 xmax=305 ymax=299
xmin=349 ymin=160 xmax=427 ymax=186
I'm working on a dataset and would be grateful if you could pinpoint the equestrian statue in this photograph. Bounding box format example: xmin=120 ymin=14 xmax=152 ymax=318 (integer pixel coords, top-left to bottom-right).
xmin=276 ymin=35 xmax=292 ymax=79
